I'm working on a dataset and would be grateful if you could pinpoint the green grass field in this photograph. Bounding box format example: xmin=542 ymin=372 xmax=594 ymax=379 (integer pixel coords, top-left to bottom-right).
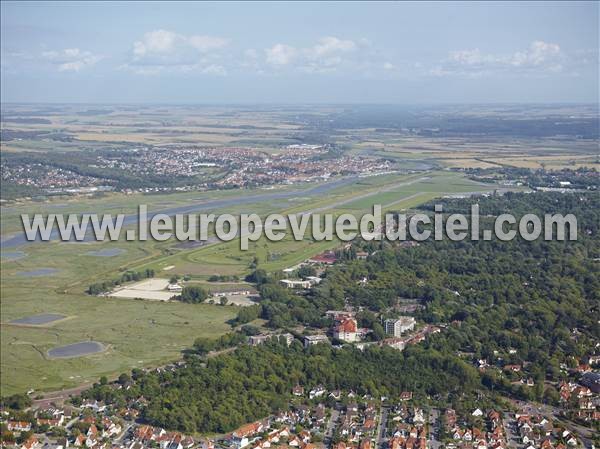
xmin=0 ymin=236 xmax=237 ymax=395
xmin=1 ymin=294 xmax=235 ymax=395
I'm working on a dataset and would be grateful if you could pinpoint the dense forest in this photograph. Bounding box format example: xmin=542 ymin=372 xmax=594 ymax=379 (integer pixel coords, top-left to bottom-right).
xmin=82 ymin=341 xmax=479 ymax=433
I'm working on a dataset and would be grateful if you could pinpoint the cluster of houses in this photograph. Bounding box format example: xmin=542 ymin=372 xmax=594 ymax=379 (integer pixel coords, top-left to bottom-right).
xmin=2 ymin=404 xmax=125 ymax=449
xmin=387 ymin=405 xmax=429 ymax=449
xmin=227 ymin=416 xmax=319 ymax=449
xmin=276 ymin=402 xmax=329 ymax=431
xmin=297 ymin=309 xmax=436 ymax=351
xmin=513 ymin=413 xmax=582 ymax=449
xmin=1 ymin=403 xmax=201 ymax=449
xmin=327 ymin=312 xmax=420 ymax=345
xmin=72 ymin=417 xmax=123 ymax=449
xmin=558 ymin=378 xmax=600 ymax=422
xmin=285 ymin=387 xmax=387 ymax=449
xmin=128 ymin=425 xmax=198 ymax=449
xmin=335 ymin=402 xmax=379 ymax=446
xmin=1 ymin=162 xmax=110 ymax=193
xmin=444 ymin=408 xmax=506 ymax=449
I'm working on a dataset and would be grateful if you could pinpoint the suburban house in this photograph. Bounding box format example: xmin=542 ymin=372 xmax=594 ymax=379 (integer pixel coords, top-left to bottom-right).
xmin=356 ymin=251 xmax=369 ymax=260
xmin=231 ymin=422 xmax=265 ymax=449
xmin=7 ymin=421 xmax=32 ymax=432
xmin=333 ymin=318 xmax=359 ymax=342
xmin=308 ymin=251 xmax=337 ymax=265
xmin=21 ymin=436 xmax=39 ymax=449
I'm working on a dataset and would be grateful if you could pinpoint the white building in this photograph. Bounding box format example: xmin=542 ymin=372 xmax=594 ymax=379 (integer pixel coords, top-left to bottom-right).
xmin=384 ymin=317 xmax=416 ymax=337
xmin=333 ymin=318 xmax=359 ymax=342
xmin=167 ymin=283 xmax=183 ymax=292
xmin=303 ymin=334 xmax=330 ymax=348
xmin=249 ymin=333 xmax=294 ymax=346
xmin=280 ymin=279 xmax=311 ymax=289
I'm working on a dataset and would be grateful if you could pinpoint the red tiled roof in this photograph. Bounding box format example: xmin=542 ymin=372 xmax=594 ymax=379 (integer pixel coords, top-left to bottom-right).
xmin=336 ymin=318 xmax=357 ymax=333
xmin=234 ymin=422 xmax=262 ymax=438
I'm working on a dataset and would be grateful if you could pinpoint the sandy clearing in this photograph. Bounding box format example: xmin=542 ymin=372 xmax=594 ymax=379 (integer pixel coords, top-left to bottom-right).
xmin=107 ymin=278 xmax=174 ymax=301
xmin=109 ymin=290 xmax=175 ymax=301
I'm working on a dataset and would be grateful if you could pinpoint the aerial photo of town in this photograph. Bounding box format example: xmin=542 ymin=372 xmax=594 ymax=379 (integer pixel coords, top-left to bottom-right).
xmin=0 ymin=3 xmax=598 ymax=449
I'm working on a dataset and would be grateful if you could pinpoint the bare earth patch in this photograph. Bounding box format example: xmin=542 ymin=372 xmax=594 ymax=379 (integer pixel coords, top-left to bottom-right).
xmin=107 ymin=278 xmax=174 ymax=301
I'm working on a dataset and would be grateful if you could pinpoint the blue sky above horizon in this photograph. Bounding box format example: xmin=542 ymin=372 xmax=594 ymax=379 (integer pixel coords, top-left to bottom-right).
xmin=1 ymin=1 xmax=598 ymax=104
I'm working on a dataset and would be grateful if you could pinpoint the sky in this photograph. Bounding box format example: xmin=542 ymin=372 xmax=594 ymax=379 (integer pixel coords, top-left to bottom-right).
xmin=1 ymin=1 xmax=598 ymax=104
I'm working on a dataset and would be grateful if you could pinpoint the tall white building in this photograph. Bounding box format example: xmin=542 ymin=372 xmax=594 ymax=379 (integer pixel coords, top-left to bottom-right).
xmin=384 ymin=317 xmax=416 ymax=337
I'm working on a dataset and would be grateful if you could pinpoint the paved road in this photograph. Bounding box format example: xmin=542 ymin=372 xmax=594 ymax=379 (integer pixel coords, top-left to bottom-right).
xmin=376 ymin=406 xmax=390 ymax=449
xmin=32 ymin=384 xmax=93 ymax=408
xmin=324 ymin=409 xmax=340 ymax=445
xmin=65 ymin=417 xmax=80 ymax=430
xmin=502 ymin=411 xmax=520 ymax=449
xmin=428 ymin=408 xmax=442 ymax=449
xmin=113 ymin=423 xmax=134 ymax=445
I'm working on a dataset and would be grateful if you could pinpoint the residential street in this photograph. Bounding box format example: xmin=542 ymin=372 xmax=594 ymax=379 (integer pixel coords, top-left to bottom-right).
xmin=376 ymin=406 xmax=390 ymax=449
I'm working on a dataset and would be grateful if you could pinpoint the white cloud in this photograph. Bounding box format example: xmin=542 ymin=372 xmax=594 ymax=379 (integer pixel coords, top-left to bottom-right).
xmin=436 ymin=40 xmax=565 ymax=77
xmin=510 ymin=40 xmax=561 ymax=67
xmin=128 ymin=29 xmax=229 ymax=74
xmin=133 ymin=30 xmax=178 ymax=56
xmin=303 ymin=37 xmax=357 ymax=73
xmin=188 ymin=35 xmax=229 ymax=52
xmin=265 ymin=44 xmax=297 ymax=66
xmin=42 ymin=48 xmax=102 ymax=72
xmin=200 ymin=64 xmax=227 ymax=76
xmin=244 ymin=49 xmax=259 ymax=59
xmin=133 ymin=30 xmax=228 ymax=58
xmin=449 ymin=49 xmax=488 ymax=65
xmin=264 ymin=36 xmax=360 ymax=73
xmin=308 ymin=36 xmax=356 ymax=58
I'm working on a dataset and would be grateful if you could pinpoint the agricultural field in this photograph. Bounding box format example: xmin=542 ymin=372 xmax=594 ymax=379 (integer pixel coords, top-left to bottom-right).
xmin=0 ymin=104 xmax=309 ymax=153
xmin=346 ymin=135 xmax=599 ymax=171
